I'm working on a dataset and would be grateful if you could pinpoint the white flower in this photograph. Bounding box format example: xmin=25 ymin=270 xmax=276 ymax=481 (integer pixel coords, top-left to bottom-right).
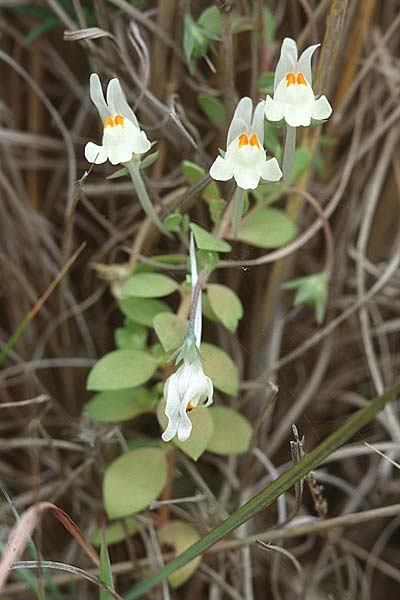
xmin=209 ymin=97 xmax=282 ymax=190
xmin=265 ymin=38 xmax=332 ymax=128
xmin=161 ymin=235 xmax=213 ymax=443
xmin=162 ymin=356 xmax=213 ymax=443
xmin=85 ymin=73 xmax=151 ymax=165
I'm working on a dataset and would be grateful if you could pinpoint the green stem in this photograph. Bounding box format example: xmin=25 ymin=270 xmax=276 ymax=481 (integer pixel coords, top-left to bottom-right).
xmin=231 ymin=187 xmax=245 ymax=238
xmin=282 ymin=125 xmax=296 ymax=184
xmin=124 ymin=382 xmax=400 ymax=599
xmin=125 ymin=160 xmax=166 ymax=235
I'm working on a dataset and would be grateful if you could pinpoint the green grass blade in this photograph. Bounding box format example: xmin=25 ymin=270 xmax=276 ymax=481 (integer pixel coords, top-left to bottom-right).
xmin=100 ymin=536 xmax=114 ymax=600
xmin=125 ymin=383 xmax=400 ymax=599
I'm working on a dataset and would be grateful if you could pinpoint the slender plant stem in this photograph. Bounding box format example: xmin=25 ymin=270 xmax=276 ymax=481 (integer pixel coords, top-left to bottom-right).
xmin=124 ymin=383 xmax=400 ymax=599
xmin=125 ymin=160 xmax=166 ymax=234
xmin=282 ymin=125 xmax=296 ymax=184
xmin=231 ymin=187 xmax=245 ymax=238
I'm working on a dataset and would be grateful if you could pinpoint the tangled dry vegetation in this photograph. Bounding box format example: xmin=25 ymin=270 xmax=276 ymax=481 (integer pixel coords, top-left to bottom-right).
xmin=1 ymin=1 xmax=400 ymax=598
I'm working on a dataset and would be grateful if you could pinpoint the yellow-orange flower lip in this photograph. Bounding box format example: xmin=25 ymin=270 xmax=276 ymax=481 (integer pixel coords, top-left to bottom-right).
xmin=286 ymin=72 xmax=307 ymax=86
xmin=104 ymin=114 xmax=125 ymax=128
xmin=238 ymin=133 xmax=260 ymax=149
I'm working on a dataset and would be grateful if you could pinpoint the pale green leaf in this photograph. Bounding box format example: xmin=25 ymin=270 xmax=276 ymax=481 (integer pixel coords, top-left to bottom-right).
xmin=153 ymin=313 xmax=188 ymax=352
xmin=181 ymin=160 xmax=220 ymax=202
xmin=115 ymin=321 xmax=147 ymax=350
xmin=201 ymin=343 xmax=239 ymax=396
xmin=207 ymin=284 xmax=243 ymax=332
xmin=104 ymin=447 xmax=168 ymax=518
xmin=157 ymin=399 xmax=214 ymax=461
xmin=157 ymin=521 xmax=201 ymax=588
xmin=121 ymin=273 xmax=178 ymax=298
xmin=87 ymin=350 xmax=156 ymax=391
xmin=190 ymin=223 xmax=231 ymax=253
xmin=100 ymin=537 xmax=114 ymax=600
xmin=238 ymin=207 xmax=297 ymax=248
xmin=119 ymin=298 xmax=172 ymax=326
xmin=197 ymin=93 xmax=225 ymax=130
xmin=91 ymin=518 xmax=139 ymax=547
xmin=85 ymin=387 xmax=157 ymax=423
xmin=207 ymin=406 xmax=252 ymax=455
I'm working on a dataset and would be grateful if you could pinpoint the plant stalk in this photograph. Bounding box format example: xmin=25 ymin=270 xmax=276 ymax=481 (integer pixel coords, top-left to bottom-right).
xmin=231 ymin=187 xmax=245 ymax=238
xmin=125 ymin=160 xmax=166 ymax=234
xmin=282 ymin=125 xmax=296 ymax=184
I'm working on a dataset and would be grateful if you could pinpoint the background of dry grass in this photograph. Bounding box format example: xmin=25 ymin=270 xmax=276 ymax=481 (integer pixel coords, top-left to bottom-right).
xmin=1 ymin=0 xmax=400 ymax=598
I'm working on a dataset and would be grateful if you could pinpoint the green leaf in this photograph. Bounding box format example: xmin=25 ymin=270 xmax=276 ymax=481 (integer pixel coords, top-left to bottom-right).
xmin=183 ymin=15 xmax=195 ymax=64
xmin=140 ymin=151 xmax=159 ymax=170
xmin=157 ymin=399 xmax=214 ymax=461
xmin=163 ymin=212 xmax=182 ymax=232
xmin=238 ymin=207 xmax=297 ymax=249
xmin=157 ymin=521 xmax=201 ymax=588
xmin=153 ymin=313 xmax=188 ymax=352
xmin=257 ymin=71 xmax=274 ymax=95
xmin=87 ymin=350 xmax=156 ymax=391
xmin=207 ymin=284 xmax=243 ymax=333
xmin=283 ymin=271 xmax=329 ymax=324
xmin=115 ymin=321 xmax=147 ymax=350
xmin=197 ymin=94 xmax=226 ymax=130
xmin=201 ymin=292 xmax=219 ymax=323
xmin=197 ymin=6 xmax=221 ymax=37
xmin=85 ymin=387 xmax=157 ymax=423
xmin=107 ymin=166 xmax=128 ymax=180
xmin=125 ymin=383 xmax=400 ymax=600
xmin=207 ymin=406 xmax=252 ymax=455
xmin=99 ymin=536 xmax=114 ymax=600
xmin=201 ymin=343 xmax=239 ymax=396
xmin=263 ymin=6 xmax=275 ymax=43
xmin=190 ymin=223 xmax=231 ymax=253
xmin=91 ymin=518 xmax=139 ymax=547
xmin=181 ymin=160 xmax=220 ymax=202
xmin=119 ymin=297 xmax=172 ymax=326
xmin=121 ymin=273 xmax=178 ymax=298
xmin=209 ymin=198 xmax=227 ymax=225
xmin=25 ymin=17 xmax=60 ymax=44
xmin=104 ymin=447 xmax=168 ymax=518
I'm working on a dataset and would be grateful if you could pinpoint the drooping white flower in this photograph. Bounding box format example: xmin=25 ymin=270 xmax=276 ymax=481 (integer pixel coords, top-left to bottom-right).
xmin=209 ymin=97 xmax=282 ymax=190
xmin=85 ymin=73 xmax=151 ymax=165
xmin=162 ymin=235 xmax=213 ymax=443
xmin=265 ymin=38 xmax=332 ymax=128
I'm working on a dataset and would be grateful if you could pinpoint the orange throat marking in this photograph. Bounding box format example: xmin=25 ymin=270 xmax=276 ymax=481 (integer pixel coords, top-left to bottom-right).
xmin=286 ymin=72 xmax=307 ymax=86
xmin=238 ymin=133 xmax=260 ymax=149
xmin=186 ymin=403 xmax=194 ymax=412
xmin=104 ymin=114 xmax=125 ymax=129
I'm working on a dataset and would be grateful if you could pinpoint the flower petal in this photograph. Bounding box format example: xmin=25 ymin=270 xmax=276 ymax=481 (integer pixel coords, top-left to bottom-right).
xmin=177 ymin=404 xmax=193 ymax=442
xmin=284 ymin=104 xmax=312 ymax=127
xmin=106 ymin=78 xmax=139 ymax=127
xmin=210 ymin=155 xmax=234 ymax=181
xmin=227 ymin=97 xmax=253 ymax=145
xmin=103 ymin=126 xmax=134 ymax=165
xmin=233 ymin=166 xmax=260 ymax=190
xmin=251 ymin=100 xmax=266 ymax=145
xmin=265 ymin=96 xmax=285 ymax=122
xmin=89 ymin=73 xmax=109 ymax=122
xmin=297 ymin=44 xmax=320 ymax=86
xmin=124 ymin=120 xmax=151 ymax=155
xmin=84 ymin=141 xmax=107 ymax=164
xmin=274 ymin=38 xmax=298 ymax=91
xmin=311 ymin=95 xmax=332 ymax=121
xmin=258 ymin=157 xmax=282 ymax=182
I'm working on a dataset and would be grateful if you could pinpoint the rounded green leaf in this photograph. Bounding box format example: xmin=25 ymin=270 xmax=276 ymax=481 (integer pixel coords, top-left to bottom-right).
xmin=207 ymin=406 xmax=252 ymax=455
xmin=85 ymin=388 xmax=157 ymax=423
xmin=238 ymin=207 xmax=297 ymax=248
xmin=103 ymin=448 xmax=168 ymax=518
xmin=115 ymin=321 xmax=147 ymax=350
xmin=157 ymin=521 xmax=201 ymax=588
xmin=91 ymin=518 xmax=139 ymax=547
xmin=190 ymin=223 xmax=231 ymax=253
xmin=119 ymin=297 xmax=172 ymax=326
xmin=157 ymin=399 xmax=214 ymax=461
xmin=153 ymin=313 xmax=188 ymax=352
xmin=201 ymin=343 xmax=239 ymax=396
xmin=121 ymin=273 xmax=178 ymax=298
xmin=87 ymin=350 xmax=156 ymax=391
xmin=207 ymin=284 xmax=243 ymax=333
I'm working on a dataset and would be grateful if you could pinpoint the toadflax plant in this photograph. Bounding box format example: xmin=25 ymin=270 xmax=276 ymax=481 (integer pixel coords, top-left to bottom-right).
xmin=82 ymin=28 xmax=335 ymax=591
